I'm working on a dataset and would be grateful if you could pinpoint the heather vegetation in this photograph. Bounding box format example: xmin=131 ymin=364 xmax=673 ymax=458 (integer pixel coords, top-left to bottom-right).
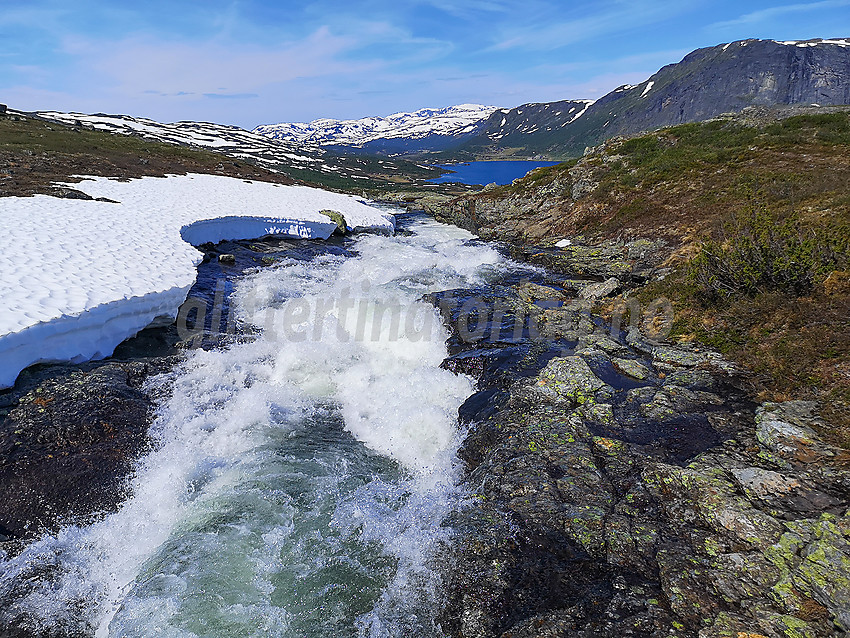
xmin=462 ymin=112 xmax=850 ymax=444
xmin=607 ymin=116 xmax=850 ymax=443
xmin=688 ymin=203 xmax=847 ymax=300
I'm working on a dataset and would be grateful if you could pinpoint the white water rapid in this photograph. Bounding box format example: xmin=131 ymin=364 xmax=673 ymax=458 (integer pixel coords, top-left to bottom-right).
xmin=0 ymin=213 xmax=518 ymax=637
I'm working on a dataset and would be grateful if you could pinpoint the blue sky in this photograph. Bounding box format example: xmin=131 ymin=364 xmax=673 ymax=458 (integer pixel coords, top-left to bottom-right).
xmin=1 ymin=0 xmax=848 ymax=128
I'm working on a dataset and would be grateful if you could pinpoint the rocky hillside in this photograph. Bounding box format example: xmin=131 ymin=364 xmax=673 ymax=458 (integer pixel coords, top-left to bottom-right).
xmin=422 ymin=108 xmax=850 ymax=637
xmin=456 ymin=38 xmax=850 ymax=158
xmin=429 ymin=106 xmax=850 ymax=444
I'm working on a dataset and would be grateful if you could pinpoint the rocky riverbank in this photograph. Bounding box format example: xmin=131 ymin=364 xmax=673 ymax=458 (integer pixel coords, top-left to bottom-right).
xmin=425 ymin=225 xmax=850 ymax=636
xmin=428 ymin=253 xmax=850 ymax=637
xmin=1 ymin=212 xmax=847 ymax=638
xmin=0 ymin=233 xmax=342 ymax=556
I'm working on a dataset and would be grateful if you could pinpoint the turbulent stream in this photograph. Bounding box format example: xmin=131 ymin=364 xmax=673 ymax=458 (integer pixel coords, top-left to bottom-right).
xmin=0 ymin=212 xmax=533 ymax=637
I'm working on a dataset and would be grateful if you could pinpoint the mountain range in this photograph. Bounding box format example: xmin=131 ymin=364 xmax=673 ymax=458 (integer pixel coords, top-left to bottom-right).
xmin=254 ymin=104 xmax=499 ymax=156
xmin=32 ymin=110 xmax=442 ymax=187
xmin=255 ymin=37 xmax=850 ymax=159
xmin=32 ymin=37 xmax=850 ymax=180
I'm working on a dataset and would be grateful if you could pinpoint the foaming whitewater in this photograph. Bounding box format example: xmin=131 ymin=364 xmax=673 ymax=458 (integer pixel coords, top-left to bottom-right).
xmin=0 ymin=213 xmax=515 ymax=637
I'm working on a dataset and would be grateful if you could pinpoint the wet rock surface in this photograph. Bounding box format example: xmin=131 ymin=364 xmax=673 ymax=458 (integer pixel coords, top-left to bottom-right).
xmin=434 ymin=273 xmax=850 ymax=637
xmin=0 ymin=360 xmax=173 ymax=548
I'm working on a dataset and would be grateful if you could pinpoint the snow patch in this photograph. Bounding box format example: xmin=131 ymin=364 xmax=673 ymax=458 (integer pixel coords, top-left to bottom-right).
xmin=0 ymin=174 xmax=394 ymax=388
xmin=776 ymin=38 xmax=850 ymax=47
xmin=37 ymin=112 xmax=323 ymax=170
xmin=568 ymin=101 xmax=594 ymax=123
xmin=640 ymin=81 xmax=655 ymax=98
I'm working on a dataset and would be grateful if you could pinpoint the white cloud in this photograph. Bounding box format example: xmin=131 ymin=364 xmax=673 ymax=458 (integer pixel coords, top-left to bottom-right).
xmin=60 ymin=26 xmax=366 ymax=97
xmin=486 ymin=1 xmax=699 ymax=52
xmin=709 ymin=0 xmax=850 ymax=29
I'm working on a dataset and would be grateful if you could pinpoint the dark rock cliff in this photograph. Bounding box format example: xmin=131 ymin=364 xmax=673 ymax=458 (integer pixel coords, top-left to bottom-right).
xmin=456 ymin=39 xmax=850 ymax=157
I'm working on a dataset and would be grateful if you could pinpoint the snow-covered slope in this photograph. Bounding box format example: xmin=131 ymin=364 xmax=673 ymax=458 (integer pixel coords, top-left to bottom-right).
xmin=0 ymin=173 xmax=394 ymax=388
xmin=34 ymin=110 xmax=444 ymax=182
xmin=38 ymin=111 xmax=325 ymax=171
xmin=254 ymin=104 xmax=500 ymax=152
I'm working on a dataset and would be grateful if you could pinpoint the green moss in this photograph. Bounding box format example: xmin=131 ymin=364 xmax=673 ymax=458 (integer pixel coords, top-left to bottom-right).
xmin=320 ymin=209 xmax=348 ymax=235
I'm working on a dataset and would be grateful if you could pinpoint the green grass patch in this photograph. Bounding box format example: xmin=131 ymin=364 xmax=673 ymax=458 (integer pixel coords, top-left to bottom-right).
xmin=602 ymin=113 xmax=850 ymax=190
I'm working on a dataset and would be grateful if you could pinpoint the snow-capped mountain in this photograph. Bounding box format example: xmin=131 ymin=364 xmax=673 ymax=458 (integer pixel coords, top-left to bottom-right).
xmin=254 ymin=104 xmax=500 ymax=155
xmin=458 ymin=38 xmax=850 ymax=157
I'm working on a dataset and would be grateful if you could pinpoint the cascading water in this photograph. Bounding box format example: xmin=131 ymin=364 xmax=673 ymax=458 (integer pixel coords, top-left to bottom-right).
xmin=0 ymin=212 xmax=522 ymax=637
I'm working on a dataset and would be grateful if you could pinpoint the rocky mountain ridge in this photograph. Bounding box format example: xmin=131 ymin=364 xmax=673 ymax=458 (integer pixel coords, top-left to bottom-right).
xmin=456 ymin=38 xmax=850 ymax=158
xmin=252 ymin=38 xmax=850 ymax=160
xmin=31 ymin=109 xmax=443 ymax=188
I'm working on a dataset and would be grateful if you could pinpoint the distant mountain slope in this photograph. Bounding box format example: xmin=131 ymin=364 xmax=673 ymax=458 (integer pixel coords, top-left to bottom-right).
xmin=462 ymin=100 xmax=595 ymax=157
xmin=458 ymin=38 xmax=850 ymax=157
xmin=254 ymin=104 xmax=499 ymax=155
xmin=38 ymin=111 xmax=325 ymax=172
xmin=33 ymin=111 xmax=443 ymax=188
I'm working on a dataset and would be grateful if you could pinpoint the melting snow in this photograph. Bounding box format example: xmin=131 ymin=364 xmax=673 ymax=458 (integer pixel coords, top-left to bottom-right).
xmin=640 ymin=81 xmax=655 ymax=98
xmin=0 ymin=174 xmax=394 ymax=388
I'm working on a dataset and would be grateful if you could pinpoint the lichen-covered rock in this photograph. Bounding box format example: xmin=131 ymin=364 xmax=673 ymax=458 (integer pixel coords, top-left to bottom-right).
xmin=578 ymin=276 xmax=621 ymax=300
xmin=643 ymin=462 xmax=784 ymax=549
xmin=319 ymin=209 xmax=348 ymax=235
xmin=732 ymin=467 xmax=802 ymax=499
xmin=516 ymin=244 xmax=634 ymax=280
xmin=612 ymin=357 xmax=652 ymax=380
xmin=524 ymin=356 xmax=612 ymax=406
xmin=639 ymin=385 xmax=724 ymax=422
xmin=755 ymin=402 xmax=840 ymax=465
xmin=436 ymin=267 xmax=849 ymax=637
xmin=792 ymin=513 xmax=850 ymax=631
xmin=576 ymin=333 xmax=631 ymax=356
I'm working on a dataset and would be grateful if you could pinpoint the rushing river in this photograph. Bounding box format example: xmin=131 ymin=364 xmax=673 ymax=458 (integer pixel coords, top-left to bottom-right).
xmin=0 ymin=212 xmax=528 ymax=637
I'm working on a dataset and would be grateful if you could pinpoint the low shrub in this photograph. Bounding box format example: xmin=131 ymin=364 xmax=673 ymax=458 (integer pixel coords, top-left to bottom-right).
xmin=689 ymin=204 xmax=843 ymax=301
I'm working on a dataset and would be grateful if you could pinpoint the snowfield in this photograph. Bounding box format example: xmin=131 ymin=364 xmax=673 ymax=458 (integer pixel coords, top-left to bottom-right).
xmin=0 ymin=173 xmax=394 ymax=388
xmin=254 ymin=104 xmax=500 ymax=147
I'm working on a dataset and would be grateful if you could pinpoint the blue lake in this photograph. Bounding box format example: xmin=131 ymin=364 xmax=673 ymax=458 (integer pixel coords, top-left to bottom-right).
xmin=428 ymin=160 xmax=562 ymax=186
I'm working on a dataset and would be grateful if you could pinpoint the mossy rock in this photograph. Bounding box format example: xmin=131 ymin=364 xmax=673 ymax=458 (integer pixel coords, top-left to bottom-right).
xmin=320 ymin=209 xmax=348 ymax=235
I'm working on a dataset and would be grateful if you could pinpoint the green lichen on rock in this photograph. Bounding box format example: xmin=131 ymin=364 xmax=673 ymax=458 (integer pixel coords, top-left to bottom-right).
xmin=320 ymin=209 xmax=348 ymax=235
xmin=530 ymin=356 xmax=612 ymax=407
xmin=792 ymin=513 xmax=850 ymax=631
xmin=644 ymin=462 xmax=784 ymax=549
xmin=612 ymin=356 xmax=651 ymax=380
